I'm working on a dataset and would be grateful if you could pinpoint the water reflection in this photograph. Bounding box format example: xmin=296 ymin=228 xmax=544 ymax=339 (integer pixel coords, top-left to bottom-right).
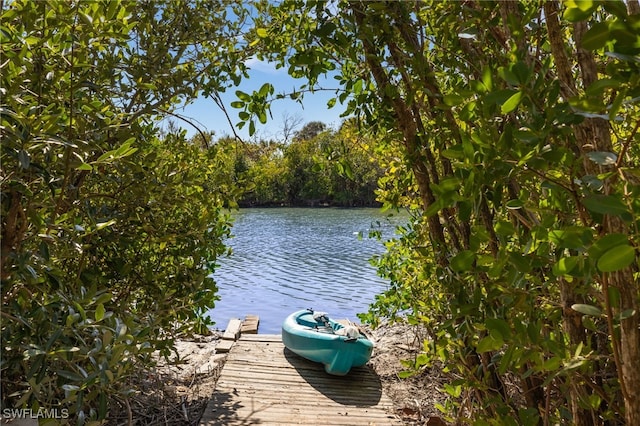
xmin=207 ymin=208 xmax=403 ymax=333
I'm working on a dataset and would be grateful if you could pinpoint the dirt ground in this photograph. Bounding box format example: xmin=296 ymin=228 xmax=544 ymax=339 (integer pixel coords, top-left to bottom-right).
xmin=364 ymin=321 xmax=450 ymax=425
xmin=116 ymin=320 xmax=449 ymax=425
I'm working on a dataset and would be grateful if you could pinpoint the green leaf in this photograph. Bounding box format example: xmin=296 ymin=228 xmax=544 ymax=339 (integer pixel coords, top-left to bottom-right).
xmin=95 ymin=304 xmax=105 ymax=321
xmin=424 ymin=199 xmax=445 ymax=217
xmin=258 ymin=83 xmax=273 ymax=97
xmin=501 ymin=91 xmax=522 ymax=114
xmin=443 ymin=94 xmax=464 ymax=106
xmin=256 ymin=28 xmax=268 ymax=38
xmin=486 ymin=318 xmax=511 ymax=340
xmin=96 ymin=219 xmax=116 ymax=231
xmin=18 ymin=149 xmax=30 ymax=169
xmin=450 ymin=250 xmax=475 ymax=272
xmin=495 ymin=220 xmax=515 ymax=236
xmin=342 ymin=160 xmax=354 ymax=180
xmin=61 ymin=384 xmax=80 ymax=392
xmin=563 ymin=0 xmax=598 ymax=22
xmin=443 ymin=383 xmax=462 ymax=397
xmin=619 ymin=309 xmax=636 ymax=320
xmin=552 ymin=256 xmax=580 ymax=276
xmin=588 ymin=233 xmax=629 ymax=259
xmin=585 ymin=79 xmax=621 ymax=97
xmin=602 ymin=0 xmax=628 ymax=18
xmin=441 ymin=146 xmax=464 ymax=160
xmin=509 ymin=252 xmax=531 ymax=273
xmin=56 ymin=370 xmax=83 ymax=381
xmin=541 ymin=356 xmax=561 ymax=371
xmin=481 ymin=66 xmax=493 ymax=92
xmin=397 ymin=370 xmax=415 ymax=379
xmin=315 ymin=22 xmax=336 ymax=37
xmin=76 ymin=163 xmax=93 ymax=171
xmin=609 ymin=88 xmax=627 ymax=120
xmin=236 ymin=90 xmax=251 ymax=101
xmin=549 ymin=228 xmax=591 ymax=250
xmin=431 ymin=177 xmax=461 ymax=195
xmin=596 ymin=244 xmax=635 ymax=272
xmin=571 ymin=303 xmax=602 ymax=317
xmin=23 ymin=348 xmax=46 ymax=358
xmin=581 ymin=22 xmax=610 ymax=51
xmin=586 ymin=151 xmax=617 ymax=165
xmin=477 ymin=335 xmax=503 ymax=353
xmin=505 ymin=199 xmax=524 ymax=209
xmin=583 ymin=195 xmax=630 ymax=220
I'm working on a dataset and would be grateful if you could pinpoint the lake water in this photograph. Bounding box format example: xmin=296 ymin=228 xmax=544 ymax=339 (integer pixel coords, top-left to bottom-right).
xmin=206 ymin=208 xmax=404 ymax=334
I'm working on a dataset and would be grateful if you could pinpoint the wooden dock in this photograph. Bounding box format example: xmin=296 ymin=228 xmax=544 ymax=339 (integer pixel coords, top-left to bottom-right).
xmin=200 ymin=334 xmax=402 ymax=425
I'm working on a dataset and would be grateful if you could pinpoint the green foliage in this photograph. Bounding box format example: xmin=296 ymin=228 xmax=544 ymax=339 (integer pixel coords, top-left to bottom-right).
xmin=245 ymin=0 xmax=640 ymax=423
xmin=215 ymin=121 xmax=383 ymax=207
xmin=1 ymin=0 xmax=247 ymax=420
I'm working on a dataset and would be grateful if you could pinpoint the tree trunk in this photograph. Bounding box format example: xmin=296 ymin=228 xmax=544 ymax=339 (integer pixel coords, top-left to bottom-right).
xmin=613 ymin=267 xmax=640 ymax=425
xmin=544 ymin=1 xmax=640 ymax=425
xmin=572 ymin=16 xmax=640 ymax=426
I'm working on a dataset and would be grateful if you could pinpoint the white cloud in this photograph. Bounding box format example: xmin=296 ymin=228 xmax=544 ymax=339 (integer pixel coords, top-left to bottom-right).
xmin=244 ymin=56 xmax=285 ymax=75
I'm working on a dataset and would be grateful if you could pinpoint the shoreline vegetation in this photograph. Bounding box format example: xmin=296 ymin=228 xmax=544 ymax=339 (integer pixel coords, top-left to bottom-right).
xmin=202 ymin=121 xmax=386 ymax=210
xmin=236 ymin=201 xmax=382 ymax=208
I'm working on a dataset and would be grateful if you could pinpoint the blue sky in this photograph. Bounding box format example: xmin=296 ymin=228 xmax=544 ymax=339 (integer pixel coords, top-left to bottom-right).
xmin=171 ymin=58 xmax=347 ymax=141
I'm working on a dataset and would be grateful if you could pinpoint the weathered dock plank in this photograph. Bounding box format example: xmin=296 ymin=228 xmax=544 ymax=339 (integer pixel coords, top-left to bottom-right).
xmin=222 ymin=318 xmax=243 ymax=341
xmin=240 ymin=314 xmax=260 ymax=334
xmin=200 ymin=334 xmax=401 ymax=425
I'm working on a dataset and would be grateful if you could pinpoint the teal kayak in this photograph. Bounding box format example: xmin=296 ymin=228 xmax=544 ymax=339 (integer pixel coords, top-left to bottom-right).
xmin=281 ymin=309 xmax=374 ymax=376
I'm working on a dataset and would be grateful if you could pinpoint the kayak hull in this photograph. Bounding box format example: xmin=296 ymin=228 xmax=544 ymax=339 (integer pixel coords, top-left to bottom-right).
xmin=281 ymin=310 xmax=374 ymax=376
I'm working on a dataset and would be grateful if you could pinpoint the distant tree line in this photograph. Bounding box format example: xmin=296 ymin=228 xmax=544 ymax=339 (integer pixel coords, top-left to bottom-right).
xmin=196 ymin=120 xmax=385 ymax=207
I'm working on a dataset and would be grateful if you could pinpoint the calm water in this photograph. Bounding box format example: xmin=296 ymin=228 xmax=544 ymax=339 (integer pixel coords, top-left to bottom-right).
xmin=206 ymin=208 xmax=404 ymax=333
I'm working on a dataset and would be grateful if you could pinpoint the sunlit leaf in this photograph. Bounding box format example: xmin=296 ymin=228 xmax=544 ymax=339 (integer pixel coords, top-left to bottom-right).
xmin=96 ymin=220 xmax=116 ymax=231
xmin=541 ymin=356 xmax=561 ymax=371
xmin=571 ymin=303 xmax=602 ymax=317
xmin=477 ymin=335 xmax=503 ymax=353
xmin=563 ymin=0 xmax=598 ymax=22
xmin=505 ymin=199 xmax=524 ymax=209
xmin=501 ymin=91 xmax=522 ymax=114
xmin=76 ymin=163 xmax=93 ymax=171
xmin=397 ymin=370 xmax=415 ymax=379
xmin=552 ymin=256 xmax=580 ymax=276
xmin=549 ymin=228 xmax=591 ymax=249
xmin=443 ymin=94 xmax=464 ymax=106
xmin=597 ymin=244 xmax=635 ymax=272
xmin=236 ymin=90 xmax=251 ymax=101
xmin=588 ymin=233 xmax=629 ymax=259
xmin=95 ymin=304 xmax=105 ymax=321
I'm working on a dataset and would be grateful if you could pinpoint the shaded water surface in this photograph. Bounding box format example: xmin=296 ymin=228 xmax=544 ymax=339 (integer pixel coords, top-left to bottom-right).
xmin=206 ymin=208 xmax=403 ymax=333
